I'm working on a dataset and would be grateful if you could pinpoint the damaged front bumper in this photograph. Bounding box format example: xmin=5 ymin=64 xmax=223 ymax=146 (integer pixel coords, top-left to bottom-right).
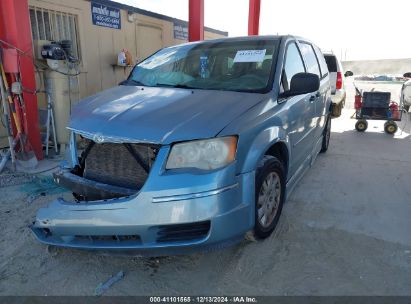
xmin=31 ymin=143 xmax=255 ymax=255
xmin=53 ymin=170 xmax=136 ymax=200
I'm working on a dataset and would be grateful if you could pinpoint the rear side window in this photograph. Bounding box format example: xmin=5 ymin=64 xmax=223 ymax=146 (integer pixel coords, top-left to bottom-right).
xmin=313 ymin=45 xmax=329 ymax=78
xmin=299 ymin=42 xmax=321 ymax=77
xmin=282 ymin=42 xmax=306 ymax=91
xmin=324 ymin=55 xmax=337 ymax=72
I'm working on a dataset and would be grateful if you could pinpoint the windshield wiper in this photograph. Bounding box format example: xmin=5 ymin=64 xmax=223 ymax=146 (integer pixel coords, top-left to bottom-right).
xmin=154 ymin=83 xmax=196 ymax=89
xmin=119 ymin=79 xmax=146 ymax=86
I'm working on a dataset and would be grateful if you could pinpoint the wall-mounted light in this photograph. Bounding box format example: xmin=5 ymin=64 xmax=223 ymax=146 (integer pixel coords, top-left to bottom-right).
xmin=127 ymin=11 xmax=135 ymax=22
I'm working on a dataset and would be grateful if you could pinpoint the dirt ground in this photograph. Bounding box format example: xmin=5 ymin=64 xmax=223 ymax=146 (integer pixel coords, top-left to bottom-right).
xmin=0 ymin=80 xmax=410 ymax=296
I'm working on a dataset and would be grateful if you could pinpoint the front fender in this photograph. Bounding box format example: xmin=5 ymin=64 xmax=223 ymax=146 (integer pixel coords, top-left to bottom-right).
xmin=238 ymin=126 xmax=290 ymax=174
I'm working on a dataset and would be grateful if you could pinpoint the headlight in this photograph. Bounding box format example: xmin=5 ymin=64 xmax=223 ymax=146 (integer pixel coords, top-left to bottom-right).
xmin=166 ymin=136 xmax=237 ymax=170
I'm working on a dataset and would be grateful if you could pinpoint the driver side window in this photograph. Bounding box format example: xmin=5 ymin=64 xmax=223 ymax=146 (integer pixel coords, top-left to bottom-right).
xmin=281 ymin=42 xmax=306 ymax=92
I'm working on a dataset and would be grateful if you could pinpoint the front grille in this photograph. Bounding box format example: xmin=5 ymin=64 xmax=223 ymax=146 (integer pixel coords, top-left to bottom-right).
xmin=82 ymin=141 xmax=157 ymax=190
xmin=156 ymin=221 xmax=211 ymax=243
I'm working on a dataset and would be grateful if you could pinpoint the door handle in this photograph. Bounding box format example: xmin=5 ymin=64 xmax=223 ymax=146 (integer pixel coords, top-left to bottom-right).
xmin=309 ymin=92 xmax=321 ymax=102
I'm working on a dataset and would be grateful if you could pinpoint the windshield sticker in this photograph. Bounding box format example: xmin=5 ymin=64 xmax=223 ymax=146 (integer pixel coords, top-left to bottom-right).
xmin=233 ymin=49 xmax=266 ymax=63
xmin=200 ymin=55 xmax=209 ymax=78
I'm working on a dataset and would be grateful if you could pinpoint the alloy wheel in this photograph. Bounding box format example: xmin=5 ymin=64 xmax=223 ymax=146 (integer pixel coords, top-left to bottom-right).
xmin=257 ymin=172 xmax=282 ymax=228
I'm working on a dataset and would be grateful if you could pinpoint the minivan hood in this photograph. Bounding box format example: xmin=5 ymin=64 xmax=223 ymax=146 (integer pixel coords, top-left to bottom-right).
xmin=69 ymin=86 xmax=265 ymax=144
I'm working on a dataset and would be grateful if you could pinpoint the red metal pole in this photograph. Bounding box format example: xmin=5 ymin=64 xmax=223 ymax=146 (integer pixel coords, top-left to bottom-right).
xmin=189 ymin=0 xmax=204 ymax=42
xmin=248 ymin=0 xmax=261 ymax=36
xmin=0 ymin=0 xmax=43 ymax=160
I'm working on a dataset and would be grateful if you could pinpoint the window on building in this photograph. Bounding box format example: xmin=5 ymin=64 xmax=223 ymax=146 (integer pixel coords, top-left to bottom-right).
xmin=29 ymin=7 xmax=81 ymax=60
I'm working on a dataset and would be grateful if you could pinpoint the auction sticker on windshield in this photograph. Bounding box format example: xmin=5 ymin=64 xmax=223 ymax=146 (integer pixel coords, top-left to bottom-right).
xmin=233 ymin=50 xmax=266 ymax=63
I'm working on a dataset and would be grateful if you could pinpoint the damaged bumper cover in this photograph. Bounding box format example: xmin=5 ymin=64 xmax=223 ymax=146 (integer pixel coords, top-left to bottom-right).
xmin=53 ymin=170 xmax=136 ymax=200
xmin=31 ymin=159 xmax=255 ymax=255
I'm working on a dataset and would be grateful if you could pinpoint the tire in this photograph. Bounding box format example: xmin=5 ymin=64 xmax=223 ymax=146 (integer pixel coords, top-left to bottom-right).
xmin=331 ymin=102 xmax=342 ymax=117
xmin=253 ymin=155 xmax=285 ymax=239
xmin=384 ymin=121 xmax=398 ymax=134
xmin=355 ymin=120 xmax=368 ymax=132
xmin=404 ymin=105 xmax=410 ymax=112
xmin=320 ymin=115 xmax=331 ymax=153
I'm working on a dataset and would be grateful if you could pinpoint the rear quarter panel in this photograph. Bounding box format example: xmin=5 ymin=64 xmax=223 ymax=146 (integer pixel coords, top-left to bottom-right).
xmin=329 ymin=72 xmax=337 ymax=93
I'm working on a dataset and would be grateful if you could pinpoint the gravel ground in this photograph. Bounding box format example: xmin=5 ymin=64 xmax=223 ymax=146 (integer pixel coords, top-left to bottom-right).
xmin=0 ymin=81 xmax=410 ymax=296
xmin=0 ymin=170 xmax=35 ymax=188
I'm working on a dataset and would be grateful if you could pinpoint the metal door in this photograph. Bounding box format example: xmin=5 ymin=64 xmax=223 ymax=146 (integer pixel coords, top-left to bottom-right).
xmin=136 ymin=24 xmax=163 ymax=62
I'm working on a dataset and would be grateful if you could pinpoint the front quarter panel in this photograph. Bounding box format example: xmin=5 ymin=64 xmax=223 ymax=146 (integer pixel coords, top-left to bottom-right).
xmin=219 ymin=96 xmax=291 ymax=175
xmin=239 ymin=124 xmax=290 ymax=175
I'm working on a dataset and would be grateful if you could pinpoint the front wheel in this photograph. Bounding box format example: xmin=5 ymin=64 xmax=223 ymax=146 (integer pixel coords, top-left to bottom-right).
xmin=253 ymin=155 xmax=285 ymax=239
xmin=404 ymin=105 xmax=410 ymax=112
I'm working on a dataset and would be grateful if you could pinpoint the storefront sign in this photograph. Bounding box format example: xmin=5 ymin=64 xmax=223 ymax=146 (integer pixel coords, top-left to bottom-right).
xmin=91 ymin=2 xmax=121 ymax=29
xmin=174 ymin=21 xmax=188 ymax=41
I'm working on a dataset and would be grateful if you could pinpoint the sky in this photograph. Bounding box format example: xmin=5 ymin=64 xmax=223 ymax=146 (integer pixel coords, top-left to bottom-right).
xmin=114 ymin=0 xmax=410 ymax=61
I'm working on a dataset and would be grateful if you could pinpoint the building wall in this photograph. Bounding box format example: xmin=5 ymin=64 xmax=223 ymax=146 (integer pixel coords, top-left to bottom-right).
xmin=29 ymin=0 xmax=227 ymax=97
xmin=0 ymin=0 xmax=227 ymax=148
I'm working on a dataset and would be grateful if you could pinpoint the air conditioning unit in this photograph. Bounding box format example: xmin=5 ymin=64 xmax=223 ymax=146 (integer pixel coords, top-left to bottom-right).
xmin=33 ymin=40 xmax=52 ymax=60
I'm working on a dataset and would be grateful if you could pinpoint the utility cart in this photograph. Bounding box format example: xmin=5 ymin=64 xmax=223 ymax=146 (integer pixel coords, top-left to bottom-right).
xmin=353 ymin=86 xmax=402 ymax=134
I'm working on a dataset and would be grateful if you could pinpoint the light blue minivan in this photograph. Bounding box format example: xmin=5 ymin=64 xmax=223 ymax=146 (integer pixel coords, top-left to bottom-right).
xmin=31 ymin=35 xmax=331 ymax=255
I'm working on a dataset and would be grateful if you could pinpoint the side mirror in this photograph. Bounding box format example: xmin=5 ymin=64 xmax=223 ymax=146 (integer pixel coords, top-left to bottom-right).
xmin=403 ymin=72 xmax=411 ymax=78
xmin=280 ymin=73 xmax=320 ymax=98
xmin=344 ymin=71 xmax=354 ymax=77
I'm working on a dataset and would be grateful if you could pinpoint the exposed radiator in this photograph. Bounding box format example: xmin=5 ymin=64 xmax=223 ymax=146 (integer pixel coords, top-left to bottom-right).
xmin=83 ymin=142 xmax=157 ymax=190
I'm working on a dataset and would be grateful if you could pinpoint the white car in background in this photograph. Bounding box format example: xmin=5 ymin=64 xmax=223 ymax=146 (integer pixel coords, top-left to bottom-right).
xmin=401 ymin=72 xmax=411 ymax=112
xmin=323 ymin=53 xmax=349 ymax=117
